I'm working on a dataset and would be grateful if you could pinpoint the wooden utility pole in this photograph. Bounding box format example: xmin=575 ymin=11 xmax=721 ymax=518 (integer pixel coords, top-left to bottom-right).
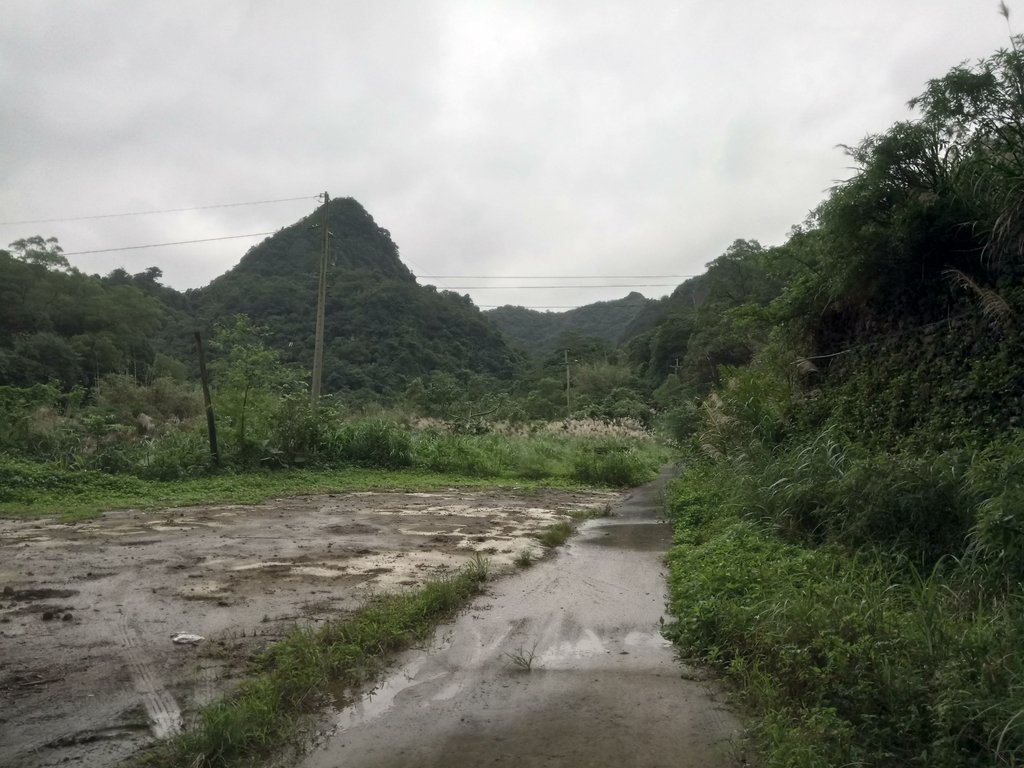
xmin=311 ymin=191 xmax=330 ymax=404
xmin=564 ymin=349 xmax=572 ymax=418
xmin=194 ymin=330 xmax=220 ymax=466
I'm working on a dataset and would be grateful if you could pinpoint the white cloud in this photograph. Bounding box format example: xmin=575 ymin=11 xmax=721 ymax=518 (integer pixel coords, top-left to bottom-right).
xmin=0 ymin=0 xmax=1014 ymax=308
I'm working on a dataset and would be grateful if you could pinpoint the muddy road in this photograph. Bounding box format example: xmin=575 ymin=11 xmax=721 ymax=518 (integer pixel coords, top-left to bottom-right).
xmin=300 ymin=469 xmax=741 ymax=768
xmin=0 ymin=487 xmax=616 ymax=768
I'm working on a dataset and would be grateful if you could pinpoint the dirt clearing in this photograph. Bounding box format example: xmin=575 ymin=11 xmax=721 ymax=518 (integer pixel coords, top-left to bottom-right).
xmin=0 ymin=487 xmax=617 ymax=768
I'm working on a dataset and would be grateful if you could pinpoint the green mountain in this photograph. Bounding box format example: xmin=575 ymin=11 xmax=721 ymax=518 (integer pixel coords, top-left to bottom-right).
xmin=485 ymin=291 xmax=655 ymax=358
xmin=191 ymin=197 xmax=520 ymax=395
xmin=0 ymin=199 xmax=522 ymax=398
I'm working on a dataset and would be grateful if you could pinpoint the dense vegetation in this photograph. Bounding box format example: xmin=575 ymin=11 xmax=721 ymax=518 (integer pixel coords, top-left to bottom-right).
xmin=485 ymin=291 xmax=654 ymax=357
xmin=194 ymin=198 xmax=522 ymax=397
xmin=0 ymin=237 xmax=194 ymax=388
xmin=658 ymin=40 xmax=1024 ymax=767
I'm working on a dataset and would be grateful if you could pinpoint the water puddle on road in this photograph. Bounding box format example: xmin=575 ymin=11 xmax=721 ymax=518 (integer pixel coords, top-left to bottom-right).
xmin=585 ymin=521 xmax=671 ymax=551
xmin=328 ymin=656 xmax=434 ymax=732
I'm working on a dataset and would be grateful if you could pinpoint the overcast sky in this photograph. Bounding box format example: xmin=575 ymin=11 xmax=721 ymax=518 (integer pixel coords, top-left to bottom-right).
xmin=0 ymin=1 xmax=1014 ymax=311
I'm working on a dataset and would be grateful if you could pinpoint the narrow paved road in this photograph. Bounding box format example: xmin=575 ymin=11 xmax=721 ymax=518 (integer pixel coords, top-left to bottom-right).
xmin=300 ymin=468 xmax=741 ymax=768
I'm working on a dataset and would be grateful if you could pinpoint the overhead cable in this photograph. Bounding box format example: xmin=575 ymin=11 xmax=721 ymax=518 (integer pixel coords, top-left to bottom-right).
xmin=0 ymin=196 xmax=318 ymax=226
xmin=62 ymin=232 xmax=276 ymax=256
xmin=418 ymin=274 xmax=693 ymax=279
xmin=425 ymin=283 xmax=678 ymax=289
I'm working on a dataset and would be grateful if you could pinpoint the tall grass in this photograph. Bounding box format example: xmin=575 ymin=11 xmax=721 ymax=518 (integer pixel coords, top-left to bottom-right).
xmin=665 ymin=452 xmax=1024 ymax=767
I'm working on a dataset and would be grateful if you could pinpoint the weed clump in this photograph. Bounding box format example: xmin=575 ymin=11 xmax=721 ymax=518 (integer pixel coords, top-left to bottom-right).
xmin=536 ymin=520 xmax=572 ymax=548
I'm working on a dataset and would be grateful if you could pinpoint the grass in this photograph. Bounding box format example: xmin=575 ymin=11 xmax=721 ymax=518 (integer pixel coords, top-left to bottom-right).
xmin=503 ymin=643 xmax=538 ymax=672
xmin=514 ymin=549 xmax=535 ymax=567
xmin=0 ymin=466 xmax=588 ymax=522
xmin=536 ymin=520 xmax=573 ymax=548
xmin=569 ymin=502 xmax=613 ymax=520
xmin=135 ymin=563 xmax=489 ymax=768
xmin=0 ymin=430 xmax=668 ymax=521
xmin=664 ymin=459 xmax=1024 ymax=768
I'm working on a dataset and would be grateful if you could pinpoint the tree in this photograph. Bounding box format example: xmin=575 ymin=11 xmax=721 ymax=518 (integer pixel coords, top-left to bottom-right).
xmin=210 ymin=315 xmax=303 ymax=445
xmin=7 ymin=236 xmax=70 ymax=272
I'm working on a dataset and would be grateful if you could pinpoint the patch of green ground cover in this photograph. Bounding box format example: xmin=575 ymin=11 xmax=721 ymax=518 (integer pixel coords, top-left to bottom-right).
xmin=0 ymin=432 xmax=668 ymax=521
xmin=663 ymin=462 xmax=1024 ymax=768
xmin=0 ymin=462 xmax=584 ymax=522
xmin=135 ymin=562 xmax=489 ymax=768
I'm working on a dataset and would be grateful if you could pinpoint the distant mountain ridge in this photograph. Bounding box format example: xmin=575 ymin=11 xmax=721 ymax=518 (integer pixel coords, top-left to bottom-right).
xmin=484 ymin=291 xmax=656 ymax=357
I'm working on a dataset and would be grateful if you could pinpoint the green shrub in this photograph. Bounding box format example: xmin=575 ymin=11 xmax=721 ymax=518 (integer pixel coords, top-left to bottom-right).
xmin=136 ymin=429 xmax=214 ymax=480
xmin=332 ymin=420 xmax=413 ymax=469
xmin=964 ymin=432 xmax=1024 ymax=585
xmin=412 ymin=430 xmax=501 ymax=476
xmin=571 ymin=443 xmax=653 ymax=487
xmin=0 ymin=453 xmax=144 ymax=505
xmin=742 ymin=431 xmax=973 ymax=562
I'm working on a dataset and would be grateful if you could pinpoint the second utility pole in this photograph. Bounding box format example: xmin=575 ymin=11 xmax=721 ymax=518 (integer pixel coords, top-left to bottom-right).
xmin=564 ymin=349 xmax=572 ymax=418
xmin=311 ymin=191 xmax=330 ymax=404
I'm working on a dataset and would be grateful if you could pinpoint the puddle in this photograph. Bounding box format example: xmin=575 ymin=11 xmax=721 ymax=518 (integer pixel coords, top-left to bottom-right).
xmin=586 ymin=522 xmax=670 ymax=551
xmin=330 ymin=657 xmax=432 ymax=731
xmin=291 ymin=566 xmax=348 ymax=578
xmin=230 ymin=561 xmax=292 ymax=571
xmin=539 ymin=628 xmax=607 ymax=665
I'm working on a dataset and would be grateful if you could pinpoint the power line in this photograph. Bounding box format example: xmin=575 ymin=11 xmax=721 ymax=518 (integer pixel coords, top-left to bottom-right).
xmin=425 ymin=283 xmax=678 ymax=289
xmin=62 ymin=231 xmax=276 ymax=256
xmin=0 ymin=195 xmax=319 ymax=226
xmin=478 ymin=305 xmax=596 ymax=309
xmin=417 ymin=274 xmax=693 ymax=279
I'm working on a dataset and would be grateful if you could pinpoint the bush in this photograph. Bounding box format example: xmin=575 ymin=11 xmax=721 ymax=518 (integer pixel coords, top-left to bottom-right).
xmin=571 ymin=442 xmax=654 ymax=487
xmin=964 ymin=432 xmax=1024 ymax=585
xmin=743 ymin=430 xmax=972 ymax=562
xmin=331 ymin=420 xmax=413 ymax=469
xmin=412 ymin=430 xmax=501 ymax=476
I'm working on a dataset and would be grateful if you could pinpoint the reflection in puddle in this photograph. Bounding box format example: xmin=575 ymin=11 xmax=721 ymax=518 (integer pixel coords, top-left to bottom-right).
xmin=539 ymin=628 xmax=606 ymax=665
xmin=585 ymin=522 xmax=669 ymax=551
xmin=331 ymin=657 xmax=431 ymax=731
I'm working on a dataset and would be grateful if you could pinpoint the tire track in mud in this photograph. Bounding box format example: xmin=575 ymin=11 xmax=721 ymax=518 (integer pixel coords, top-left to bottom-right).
xmin=117 ymin=612 xmax=182 ymax=739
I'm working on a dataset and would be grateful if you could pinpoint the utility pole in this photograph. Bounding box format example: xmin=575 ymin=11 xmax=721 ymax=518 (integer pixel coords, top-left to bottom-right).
xmin=670 ymin=358 xmax=682 ymax=377
xmin=564 ymin=349 xmax=572 ymax=418
xmin=311 ymin=191 xmax=330 ymax=405
xmin=194 ymin=330 xmax=220 ymax=466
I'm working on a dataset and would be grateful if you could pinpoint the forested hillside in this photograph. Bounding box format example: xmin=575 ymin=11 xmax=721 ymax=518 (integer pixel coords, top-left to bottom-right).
xmin=485 ymin=291 xmax=653 ymax=357
xmin=0 ymin=237 xmax=195 ymax=387
xmin=653 ymin=40 xmax=1024 ymax=768
xmin=193 ymin=197 xmax=521 ymax=396
xmin=0 ymin=200 xmax=523 ymax=400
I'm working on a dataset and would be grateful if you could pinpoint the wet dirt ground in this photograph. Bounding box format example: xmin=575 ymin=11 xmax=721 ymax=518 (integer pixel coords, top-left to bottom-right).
xmin=0 ymin=487 xmax=616 ymax=768
xmin=298 ymin=468 xmax=742 ymax=768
